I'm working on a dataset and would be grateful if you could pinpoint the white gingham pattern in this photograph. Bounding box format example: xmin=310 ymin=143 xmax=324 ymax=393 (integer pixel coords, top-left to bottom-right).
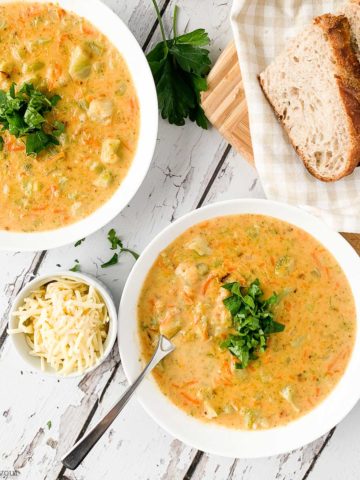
xmin=231 ymin=0 xmax=360 ymax=233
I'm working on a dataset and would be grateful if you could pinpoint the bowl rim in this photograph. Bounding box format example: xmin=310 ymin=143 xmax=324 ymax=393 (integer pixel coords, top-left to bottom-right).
xmin=0 ymin=0 xmax=158 ymax=251
xmin=8 ymin=270 xmax=118 ymax=378
xmin=118 ymin=198 xmax=360 ymax=458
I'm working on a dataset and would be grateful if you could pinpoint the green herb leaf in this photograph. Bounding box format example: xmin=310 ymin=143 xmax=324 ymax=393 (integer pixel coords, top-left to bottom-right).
xmin=156 ymin=59 xmax=195 ymax=126
xmin=0 ymin=136 xmax=3 ymax=151
xmin=24 ymin=106 xmax=45 ymax=128
xmin=103 ymin=229 xmax=139 ymax=266
xmin=101 ymin=253 xmax=118 ymax=268
xmin=121 ymin=248 xmax=139 ymax=261
xmin=0 ymin=82 xmax=63 ymax=156
xmin=26 ymin=131 xmax=58 ymax=155
xmin=147 ymin=2 xmax=211 ymax=128
xmin=74 ymin=238 xmax=85 ymax=247
xmin=247 ymin=278 xmax=262 ymax=298
xmin=171 ymin=43 xmax=211 ymax=76
xmin=223 ymin=295 xmax=242 ymax=316
xmin=189 ymin=75 xmax=208 ymax=128
xmin=221 ymin=279 xmax=284 ymax=369
xmin=52 ymin=120 xmax=65 ymax=137
xmin=108 ymin=228 xmax=122 ymax=250
xmin=9 ymin=83 xmax=15 ymax=99
xmin=146 ymin=42 xmax=168 ymax=76
xmin=69 ymin=260 xmax=80 ymax=272
xmin=46 ymin=420 xmax=52 ymax=430
xmin=175 ymin=29 xmax=210 ymax=47
xmin=50 ymin=94 xmax=61 ymax=107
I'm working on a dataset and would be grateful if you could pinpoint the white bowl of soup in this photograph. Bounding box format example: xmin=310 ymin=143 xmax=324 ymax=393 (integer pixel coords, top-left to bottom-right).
xmin=0 ymin=0 xmax=157 ymax=250
xmin=119 ymin=199 xmax=360 ymax=458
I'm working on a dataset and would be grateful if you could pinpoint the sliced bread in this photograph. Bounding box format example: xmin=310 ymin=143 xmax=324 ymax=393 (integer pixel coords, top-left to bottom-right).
xmin=259 ymin=14 xmax=360 ymax=182
xmin=341 ymin=1 xmax=360 ymax=54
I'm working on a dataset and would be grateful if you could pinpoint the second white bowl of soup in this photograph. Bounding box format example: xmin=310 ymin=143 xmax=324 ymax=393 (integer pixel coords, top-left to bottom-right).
xmin=0 ymin=0 xmax=157 ymax=250
xmin=119 ymin=199 xmax=360 ymax=458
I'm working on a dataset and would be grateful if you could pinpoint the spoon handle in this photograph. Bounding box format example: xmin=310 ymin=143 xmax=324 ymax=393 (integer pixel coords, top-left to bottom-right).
xmin=61 ymin=335 xmax=175 ymax=470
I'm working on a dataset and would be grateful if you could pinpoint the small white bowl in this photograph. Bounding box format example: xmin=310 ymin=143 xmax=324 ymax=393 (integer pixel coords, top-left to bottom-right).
xmin=8 ymin=271 xmax=118 ymax=378
xmin=119 ymin=198 xmax=360 ymax=458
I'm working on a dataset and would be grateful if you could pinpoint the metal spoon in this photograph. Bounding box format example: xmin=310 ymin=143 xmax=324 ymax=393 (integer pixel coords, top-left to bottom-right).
xmin=61 ymin=335 xmax=175 ymax=470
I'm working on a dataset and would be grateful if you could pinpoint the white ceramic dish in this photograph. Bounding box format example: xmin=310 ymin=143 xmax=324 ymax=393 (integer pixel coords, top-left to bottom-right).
xmin=0 ymin=0 xmax=158 ymax=252
xmin=9 ymin=271 xmax=118 ymax=377
xmin=119 ymin=198 xmax=360 ymax=458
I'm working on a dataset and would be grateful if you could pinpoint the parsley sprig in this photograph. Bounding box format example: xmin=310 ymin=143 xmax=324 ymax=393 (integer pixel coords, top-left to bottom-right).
xmin=221 ymin=279 xmax=285 ymax=369
xmin=101 ymin=229 xmax=139 ymax=268
xmin=147 ymin=1 xmax=211 ymax=128
xmin=0 ymin=82 xmax=64 ymax=155
xmin=74 ymin=238 xmax=85 ymax=247
xmin=69 ymin=259 xmax=80 ymax=272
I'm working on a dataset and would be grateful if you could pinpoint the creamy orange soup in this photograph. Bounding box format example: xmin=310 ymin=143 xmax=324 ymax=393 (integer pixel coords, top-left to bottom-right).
xmin=0 ymin=3 xmax=139 ymax=232
xmin=138 ymin=215 xmax=356 ymax=429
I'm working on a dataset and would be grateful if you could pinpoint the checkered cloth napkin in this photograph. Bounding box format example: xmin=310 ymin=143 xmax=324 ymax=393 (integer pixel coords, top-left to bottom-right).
xmin=231 ymin=0 xmax=360 ymax=233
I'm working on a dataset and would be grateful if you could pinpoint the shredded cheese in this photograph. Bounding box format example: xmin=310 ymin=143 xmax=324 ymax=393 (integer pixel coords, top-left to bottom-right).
xmin=9 ymin=276 xmax=109 ymax=375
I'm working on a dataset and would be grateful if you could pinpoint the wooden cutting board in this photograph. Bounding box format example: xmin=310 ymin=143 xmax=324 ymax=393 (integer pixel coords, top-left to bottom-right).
xmin=201 ymin=42 xmax=254 ymax=165
xmin=201 ymin=42 xmax=360 ymax=252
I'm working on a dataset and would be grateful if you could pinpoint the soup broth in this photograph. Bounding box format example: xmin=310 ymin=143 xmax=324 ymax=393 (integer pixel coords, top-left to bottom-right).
xmin=0 ymin=2 xmax=139 ymax=231
xmin=138 ymin=215 xmax=356 ymax=429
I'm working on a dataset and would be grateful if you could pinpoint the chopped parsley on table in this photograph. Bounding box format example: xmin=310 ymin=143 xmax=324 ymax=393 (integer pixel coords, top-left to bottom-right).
xmin=221 ymin=279 xmax=285 ymax=369
xmin=69 ymin=260 xmax=80 ymax=272
xmin=147 ymin=1 xmax=211 ymax=128
xmin=100 ymin=229 xmax=139 ymax=268
xmin=100 ymin=253 xmax=119 ymax=269
xmin=74 ymin=238 xmax=85 ymax=247
xmin=0 ymin=82 xmax=64 ymax=155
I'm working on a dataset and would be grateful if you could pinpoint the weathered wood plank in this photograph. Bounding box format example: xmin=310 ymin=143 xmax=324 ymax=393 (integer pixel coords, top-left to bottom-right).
xmin=203 ymin=147 xmax=263 ymax=205
xmin=0 ymin=253 xmax=44 ymax=339
xmin=190 ymin=436 xmax=327 ymax=480
xmin=0 ymin=343 xmax=118 ymax=478
xmin=65 ymin=363 xmax=197 ymax=480
xmin=304 ymin=403 xmax=360 ymax=480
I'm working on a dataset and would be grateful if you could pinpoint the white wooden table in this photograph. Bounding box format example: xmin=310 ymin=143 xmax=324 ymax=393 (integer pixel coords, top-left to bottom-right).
xmin=1 ymin=1 xmax=359 ymax=479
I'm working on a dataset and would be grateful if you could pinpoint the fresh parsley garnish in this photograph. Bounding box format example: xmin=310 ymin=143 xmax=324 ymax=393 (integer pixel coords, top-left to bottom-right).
xmin=108 ymin=228 xmax=121 ymax=250
xmin=101 ymin=253 xmax=119 ymax=268
xmin=46 ymin=420 xmax=52 ymax=430
xmin=52 ymin=120 xmax=65 ymax=137
xmin=221 ymin=279 xmax=285 ymax=369
xmin=74 ymin=238 xmax=85 ymax=247
xmin=101 ymin=229 xmax=139 ymax=268
xmin=0 ymin=82 xmax=64 ymax=155
xmin=147 ymin=1 xmax=211 ymax=128
xmin=69 ymin=260 xmax=80 ymax=272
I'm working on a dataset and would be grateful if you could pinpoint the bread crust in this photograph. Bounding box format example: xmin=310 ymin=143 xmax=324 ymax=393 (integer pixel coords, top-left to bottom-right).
xmin=259 ymin=13 xmax=360 ymax=182
xmin=314 ymin=14 xmax=360 ymax=180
